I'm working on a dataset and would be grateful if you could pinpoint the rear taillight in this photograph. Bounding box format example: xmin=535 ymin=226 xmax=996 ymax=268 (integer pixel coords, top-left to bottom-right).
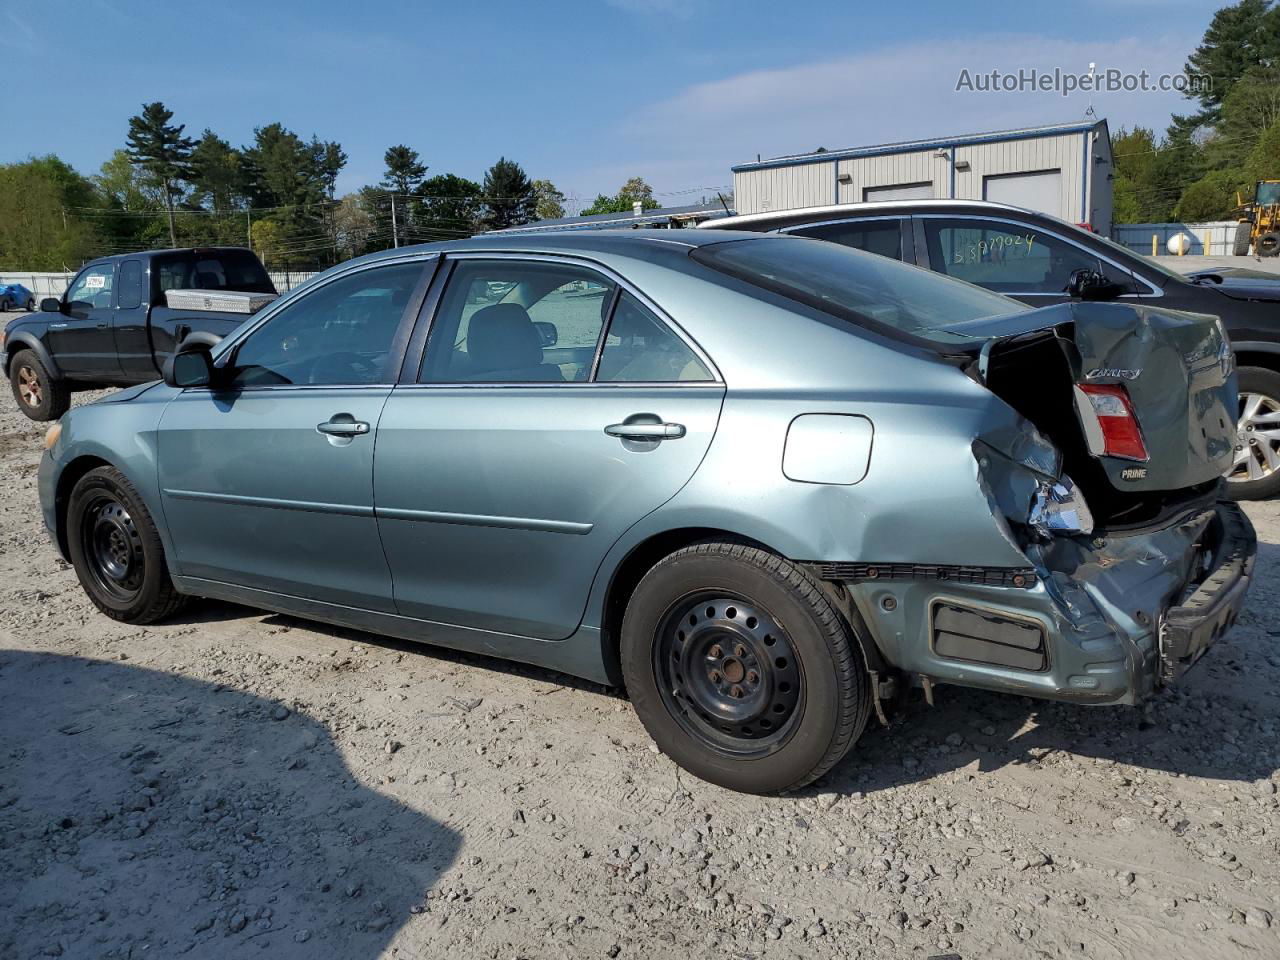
xmin=1074 ymin=383 xmax=1149 ymax=461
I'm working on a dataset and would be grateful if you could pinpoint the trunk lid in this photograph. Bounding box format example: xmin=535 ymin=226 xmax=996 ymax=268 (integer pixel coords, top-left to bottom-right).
xmin=948 ymin=301 xmax=1237 ymax=493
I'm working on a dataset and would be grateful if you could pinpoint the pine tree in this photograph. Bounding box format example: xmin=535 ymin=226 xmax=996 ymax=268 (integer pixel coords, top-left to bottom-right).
xmin=125 ymin=102 xmax=195 ymax=246
xmin=479 ymin=157 xmax=537 ymax=230
xmin=381 ymin=145 xmax=427 ymax=194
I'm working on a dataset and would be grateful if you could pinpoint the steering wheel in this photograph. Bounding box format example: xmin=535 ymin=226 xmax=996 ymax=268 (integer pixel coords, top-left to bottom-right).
xmin=307 ymin=351 xmax=379 ymax=384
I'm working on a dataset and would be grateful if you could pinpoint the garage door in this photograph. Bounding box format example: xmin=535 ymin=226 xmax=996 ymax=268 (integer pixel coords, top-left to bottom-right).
xmin=983 ymin=170 xmax=1063 ymax=218
xmin=864 ymin=182 xmax=935 ymax=202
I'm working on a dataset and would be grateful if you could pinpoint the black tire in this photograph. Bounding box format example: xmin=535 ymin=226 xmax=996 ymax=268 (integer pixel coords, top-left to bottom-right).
xmin=25 ymin=297 xmax=35 ymax=312
xmin=621 ymin=541 xmax=870 ymax=794
xmin=1258 ymin=232 xmax=1280 ymax=257
xmin=1233 ymin=223 xmax=1253 ymax=257
xmin=66 ymin=466 xmax=188 ymax=624
xmin=0 ymin=295 xmax=10 ymax=311
xmin=8 ymin=348 xmax=70 ymax=421
xmin=1225 ymin=366 xmax=1280 ymax=501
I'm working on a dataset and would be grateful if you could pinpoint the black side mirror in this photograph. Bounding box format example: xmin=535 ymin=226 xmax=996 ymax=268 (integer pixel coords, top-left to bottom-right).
xmin=533 ymin=320 xmax=558 ymax=348
xmin=40 ymin=298 xmax=62 ymax=313
xmin=163 ymin=345 xmax=215 ymax=388
xmin=1065 ymin=269 xmax=1125 ymax=302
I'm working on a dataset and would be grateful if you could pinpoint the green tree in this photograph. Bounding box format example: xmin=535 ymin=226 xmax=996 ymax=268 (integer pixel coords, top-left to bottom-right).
xmin=125 ymin=101 xmax=195 ymax=247
xmin=479 ymin=157 xmax=537 ymax=230
xmin=580 ymin=177 xmax=661 ymax=216
xmin=531 ymin=178 xmax=566 ymax=220
xmin=1111 ymin=127 xmax=1164 ymax=223
xmin=1183 ymin=0 xmax=1280 ymax=126
xmin=1175 ymin=168 xmax=1251 ymax=220
xmin=241 ymin=124 xmax=345 ymax=268
xmin=418 ymin=174 xmax=482 ymax=239
xmin=0 ymin=156 xmax=101 ymax=270
xmin=381 ymin=145 xmax=427 ymax=194
xmin=189 ymin=131 xmax=245 ymax=213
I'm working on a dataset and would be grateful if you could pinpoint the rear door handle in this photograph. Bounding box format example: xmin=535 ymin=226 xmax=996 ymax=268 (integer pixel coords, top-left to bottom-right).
xmin=317 ymin=416 xmax=370 ymax=437
xmin=604 ymin=420 xmax=686 ymax=440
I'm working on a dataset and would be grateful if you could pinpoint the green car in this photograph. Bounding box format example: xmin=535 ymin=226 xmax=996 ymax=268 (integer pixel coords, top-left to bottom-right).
xmin=38 ymin=231 xmax=1255 ymax=793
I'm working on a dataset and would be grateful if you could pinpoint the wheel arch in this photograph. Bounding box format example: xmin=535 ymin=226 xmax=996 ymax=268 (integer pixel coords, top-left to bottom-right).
xmin=597 ymin=526 xmax=887 ymax=688
xmin=52 ymin=455 xmax=114 ymax=559
xmin=1232 ymin=347 xmax=1280 ymax=377
xmin=4 ymin=331 xmax=62 ymax=379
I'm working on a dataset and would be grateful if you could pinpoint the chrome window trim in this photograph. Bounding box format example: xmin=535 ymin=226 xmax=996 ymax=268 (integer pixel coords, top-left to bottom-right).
xmin=418 ymin=250 xmax=724 ymax=386
xmin=913 ymin=213 xmax=1163 ymax=298
xmin=777 ymin=214 xmax=904 ymax=233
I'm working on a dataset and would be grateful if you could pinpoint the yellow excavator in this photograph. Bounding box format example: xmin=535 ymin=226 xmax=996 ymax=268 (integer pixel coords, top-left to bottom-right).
xmin=1234 ymin=180 xmax=1280 ymax=256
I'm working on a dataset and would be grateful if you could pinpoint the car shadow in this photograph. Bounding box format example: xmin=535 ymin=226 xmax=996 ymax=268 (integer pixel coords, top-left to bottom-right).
xmin=0 ymin=650 xmax=461 ymax=959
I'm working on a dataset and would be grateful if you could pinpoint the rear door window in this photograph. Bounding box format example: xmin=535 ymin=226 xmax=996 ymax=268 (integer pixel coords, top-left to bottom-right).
xmin=596 ymin=292 xmax=712 ymax=382
xmin=922 ymin=218 xmax=1138 ymax=295
xmin=786 ymin=219 xmax=903 ymax=261
xmin=117 ymin=260 xmax=143 ymax=309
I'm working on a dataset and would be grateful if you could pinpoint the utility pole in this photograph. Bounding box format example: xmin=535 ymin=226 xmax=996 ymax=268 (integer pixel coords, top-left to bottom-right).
xmin=246 ymin=209 xmax=252 ymax=251
xmin=391 ymin=195 xmax=400 ymax=248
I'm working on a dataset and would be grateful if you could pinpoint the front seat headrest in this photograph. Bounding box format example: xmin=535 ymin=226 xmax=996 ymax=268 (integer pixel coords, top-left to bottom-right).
xmin=467 ymin=303 xmax=544 ymax=373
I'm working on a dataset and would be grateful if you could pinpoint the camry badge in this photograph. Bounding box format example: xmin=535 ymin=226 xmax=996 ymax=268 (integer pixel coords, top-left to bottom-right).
xmin=1086 ymin=367 xmax=1140 ymax=381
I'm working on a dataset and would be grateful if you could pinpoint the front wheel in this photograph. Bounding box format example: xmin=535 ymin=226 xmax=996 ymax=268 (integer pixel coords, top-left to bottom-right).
xmin=1226 ymin=366 xmax=1280 ymax=501
xmin=8 ymin=349 xmax=70 ymax=421
xmin=67 ymin=466 xmax=188 ymax=623
xmin=621 ymin=542 xmax=870 ymax=794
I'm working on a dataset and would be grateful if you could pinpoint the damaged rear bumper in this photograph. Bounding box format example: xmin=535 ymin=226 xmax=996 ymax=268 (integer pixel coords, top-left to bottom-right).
xmin=1159 ymin=503 xmax=1255 ymax=685
xmin=825 ymin=501 xmax=1256 ymax=707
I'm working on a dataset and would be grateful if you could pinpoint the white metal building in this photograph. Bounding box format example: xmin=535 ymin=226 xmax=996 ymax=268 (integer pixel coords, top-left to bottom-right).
xmin=732 ymin=120 xmax=1114 ymax=235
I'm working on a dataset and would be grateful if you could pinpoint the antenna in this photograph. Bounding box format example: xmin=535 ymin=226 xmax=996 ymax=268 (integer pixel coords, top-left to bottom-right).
xmin=716 ymin=192 xmax=731 ymax=215
xmin=1085 ymin=62 xmax=1097 ymax=119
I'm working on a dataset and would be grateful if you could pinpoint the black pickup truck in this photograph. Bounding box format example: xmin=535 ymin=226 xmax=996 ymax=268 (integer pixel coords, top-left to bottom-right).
xmin=2 ymin=247 xmax=277 ymax=420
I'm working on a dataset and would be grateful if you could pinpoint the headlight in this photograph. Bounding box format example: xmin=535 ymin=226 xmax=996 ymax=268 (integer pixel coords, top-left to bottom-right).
xmin=44 ymin=423 xmax=61 ymax=450
xmin=1029 ymin=475 xmax=1093 ymax=539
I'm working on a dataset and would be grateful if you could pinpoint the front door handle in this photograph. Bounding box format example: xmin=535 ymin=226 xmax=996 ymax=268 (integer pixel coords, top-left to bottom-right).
xmin=317 ymin=415 xmax=370 ymax=437
xmin=604 ymin=420 xmax=686 ymax=440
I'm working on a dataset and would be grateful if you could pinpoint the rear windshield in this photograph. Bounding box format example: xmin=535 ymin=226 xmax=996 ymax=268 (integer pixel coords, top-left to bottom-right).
xmin=691 ymin=236 xmax=1026 ymax=349
xmin=154 ymin=251 xmax=276 ymax=295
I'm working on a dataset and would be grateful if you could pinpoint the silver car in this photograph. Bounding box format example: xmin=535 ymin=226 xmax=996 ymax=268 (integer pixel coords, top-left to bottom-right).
xmin=38 ymin=231 xmax=1255 ymax=794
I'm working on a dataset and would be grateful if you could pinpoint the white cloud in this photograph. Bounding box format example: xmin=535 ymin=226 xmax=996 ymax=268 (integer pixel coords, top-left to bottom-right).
xmin=566 ymin=31 xmax=1201 ymax=198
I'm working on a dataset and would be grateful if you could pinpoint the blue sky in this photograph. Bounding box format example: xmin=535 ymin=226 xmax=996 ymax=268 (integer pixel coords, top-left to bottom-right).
xmin=2 ymin=0 xmax=1221 ymax=212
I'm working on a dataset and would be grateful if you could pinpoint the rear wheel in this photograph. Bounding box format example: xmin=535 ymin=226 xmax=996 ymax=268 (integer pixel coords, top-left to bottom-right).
xmin=621 ymin=541 xmax=870 ymax=794
xmin=24 ymin=297 xmax=35 ymax=312
xmin=8 ymin=349 xmax=69 ymax=421
xmin=67 ymin=466 xmax=187 ymax=623
xmin=1226 ymin=366 xmax=1280 ymax=501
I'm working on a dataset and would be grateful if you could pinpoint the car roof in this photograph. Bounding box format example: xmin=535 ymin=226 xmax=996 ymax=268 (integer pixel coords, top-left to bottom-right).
xmin=329 ymin=228 xmax=772 ymax=272
xmin=701 ymin=198 xmax=1072 ymax=231
xmin=81 ymin=246 xmax=255 ymax=268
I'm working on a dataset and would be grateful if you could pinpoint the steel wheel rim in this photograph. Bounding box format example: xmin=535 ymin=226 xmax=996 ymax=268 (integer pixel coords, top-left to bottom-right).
xmin=1229 ymin=391 xmax=1280 ymax=483
xmin=16 ymin=365 xmax=41 ymax=408
xmin=81 ymin=495 xmax=145 ymax=601
xmin=654 ymin=594 xmax=803 ymax=757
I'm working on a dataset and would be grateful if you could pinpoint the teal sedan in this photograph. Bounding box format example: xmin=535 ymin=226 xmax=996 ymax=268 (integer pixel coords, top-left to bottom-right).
xmin=38 ymin=231 xmax=1254 ymax=793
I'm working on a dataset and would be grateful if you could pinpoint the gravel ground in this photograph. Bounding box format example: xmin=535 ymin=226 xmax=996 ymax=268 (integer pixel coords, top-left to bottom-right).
xmin=1 ymin=390 xmax=1278 ymax=960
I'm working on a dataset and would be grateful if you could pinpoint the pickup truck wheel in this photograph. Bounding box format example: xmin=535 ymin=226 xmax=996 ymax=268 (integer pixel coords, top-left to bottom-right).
xmin=8 ymin=349 xmax=70 ymax=421
xmin=1226 ymin=366 xmax=1280 ymax=501
xmin=621 ymin=542 xmax=870 ymax=794
xmin=67 ymin=466 xmax=187 ymax=624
